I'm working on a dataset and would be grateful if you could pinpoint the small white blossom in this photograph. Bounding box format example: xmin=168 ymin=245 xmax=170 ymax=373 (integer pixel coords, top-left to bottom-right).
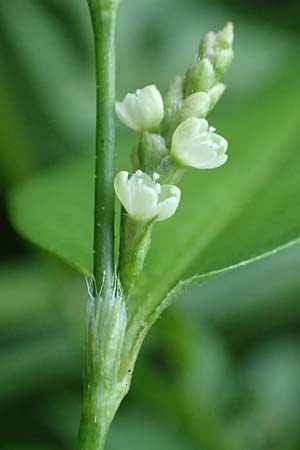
xmin=171 ymin=117 xmax=228 ymax=169
xmin=115 ymin=85 xmax=164 ymax=132
xmin=114 ymin=170 xmax=181 ymax=222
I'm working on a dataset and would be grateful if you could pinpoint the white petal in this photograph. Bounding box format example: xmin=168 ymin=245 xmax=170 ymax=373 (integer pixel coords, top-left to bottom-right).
xmin=122 ymin=94 xmax=145 ymax=130
xmin=127 ymin=173 xmax=158 ymax=221
xmin=155 ymin=185 xmax=181 ymax=222
xmin=213 ymin=133 xmax=228 ymax=154
xmin=141 ymin=85 xmax=164 ymax=131
xmin=171 ymin=117 xmax=208 ymax=163
xmin=115 ymin=99 xmax=140 ymax=131
xmin=128 ymin=171 xmax=156 ymax=190
xmin=200 ymin=153 xmax=228 ymax=169
xmin=114 ymin=171 xmax=131 ymax=211
xmin=187 ymin=143 xmax=218 ymax=168
xmin=115 ymin=85 xmax=164 ymax=132
xmin=136 ymin=85 xmax=164 ymax=131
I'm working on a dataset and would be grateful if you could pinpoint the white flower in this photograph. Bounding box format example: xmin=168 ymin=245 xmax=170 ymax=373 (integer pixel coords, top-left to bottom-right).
xmin=114 ymin=170 xmax=181 ymax=222
xmin=171 ymin=117 xmax=228 ymax=169
xmin=115 ymin=85 xmax=164 ymax=132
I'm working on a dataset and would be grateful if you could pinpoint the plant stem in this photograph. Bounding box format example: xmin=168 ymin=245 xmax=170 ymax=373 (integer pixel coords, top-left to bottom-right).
xmin=77 ymin=2 xmax=120 ymax=450
xmin=90 ymin=0 xmax=119 ymax=296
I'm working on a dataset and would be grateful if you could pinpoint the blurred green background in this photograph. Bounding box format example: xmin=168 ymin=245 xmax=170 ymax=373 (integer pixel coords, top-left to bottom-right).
xmin=1 ymin=0 xmax=300 ymax=449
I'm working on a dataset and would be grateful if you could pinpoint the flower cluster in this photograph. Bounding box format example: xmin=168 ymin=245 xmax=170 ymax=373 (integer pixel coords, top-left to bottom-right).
xmin=114 ymin=23 xmax=234 ymax=223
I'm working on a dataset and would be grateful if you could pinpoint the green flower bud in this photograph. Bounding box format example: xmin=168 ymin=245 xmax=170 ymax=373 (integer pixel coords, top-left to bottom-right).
xmin=198 ymin=22 xmax=234 ymax=79
xmin=164 ymin=76 xmax=183 ymax=117
xmin=162 ymin=76 xmax=184 ymax=146
xmin=208 ymin=83 xmax=226 ymax=112
xmin=213 ymin=49 xmax=234 ymax=78
xmin=184 ymin=58 xmax=216 ymax=96
xmin=181 ymin=92 xmax=210 ymax=120
xmin=199 ymin=31 xmax=216 ymax=59
xmin=138 ymin=132 xmax=168 ymax=173
xmin=199 ymin=22 xmax=234 ymax=56
xmin=216 ymin=22 xmax=234 ymax=49
xmin=157 ymin=156 xmax=185 ymax=185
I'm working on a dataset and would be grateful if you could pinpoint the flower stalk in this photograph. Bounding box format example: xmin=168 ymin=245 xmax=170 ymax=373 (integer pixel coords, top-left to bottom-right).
xmin=119 ymin=214 xmax=154 ymax=296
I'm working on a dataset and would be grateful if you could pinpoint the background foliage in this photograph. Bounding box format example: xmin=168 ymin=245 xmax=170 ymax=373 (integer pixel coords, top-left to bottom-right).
xmin=1 ymin=0 xmax=300 ymax=449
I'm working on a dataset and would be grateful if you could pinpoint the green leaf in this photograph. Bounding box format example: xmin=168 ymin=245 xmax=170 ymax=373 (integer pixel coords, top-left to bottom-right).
xmin=10 ymin=159 xmax=94 ymax=275
xmin=0 ymin=262 xmax=53 ymax=325
xmin=185 ymin=243 xmax=300 ymax=335
xmin=9 ymin=67 xmax=300 ymax=317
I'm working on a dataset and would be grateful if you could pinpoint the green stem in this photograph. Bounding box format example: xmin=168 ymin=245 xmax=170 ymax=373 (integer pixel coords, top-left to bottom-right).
xmin=77 ymin=2 xmax=120 ymax=450
xmin=77 ymin=292 xmax=126 ymax=450
xmin=119 ymin=214 xmax=154 ymax=297
xmin=90 ymin=0 xmax=119 ymax=295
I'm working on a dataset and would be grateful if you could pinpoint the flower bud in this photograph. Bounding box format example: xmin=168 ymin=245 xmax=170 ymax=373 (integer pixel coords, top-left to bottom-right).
xmin=171 ymin=117 xmax=228 ymax=169
xmin=162 ymin=76 xmax=184 ymax=144
xmin=213 ymin=49 xmax=234 ymax=78
xmin=199 ymin=22 xmax=234 ymax=56
xmin=199 ymin=31 xmax=216 ymax=59
xmin=116 ymin=85 xmax=164 ymax=132
xmin=216 ymin=22 xmax=234 ymax=49
xmin=208 ymin=83 xmax=226 ymax=112
xmin=138 ymin=132 xmax=168 ymax=173
xmin=181 ymin=92 xmax=210 ymax=120
xmin=164 ymin=76 xmax=184 ymax=117
xmin=114 ymin=170 xmax=181 ymax=222
xmin=184 ymin=58 xmax=216 ymax=96
xmin=199 ymin=22 xmax=234 ymax=79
